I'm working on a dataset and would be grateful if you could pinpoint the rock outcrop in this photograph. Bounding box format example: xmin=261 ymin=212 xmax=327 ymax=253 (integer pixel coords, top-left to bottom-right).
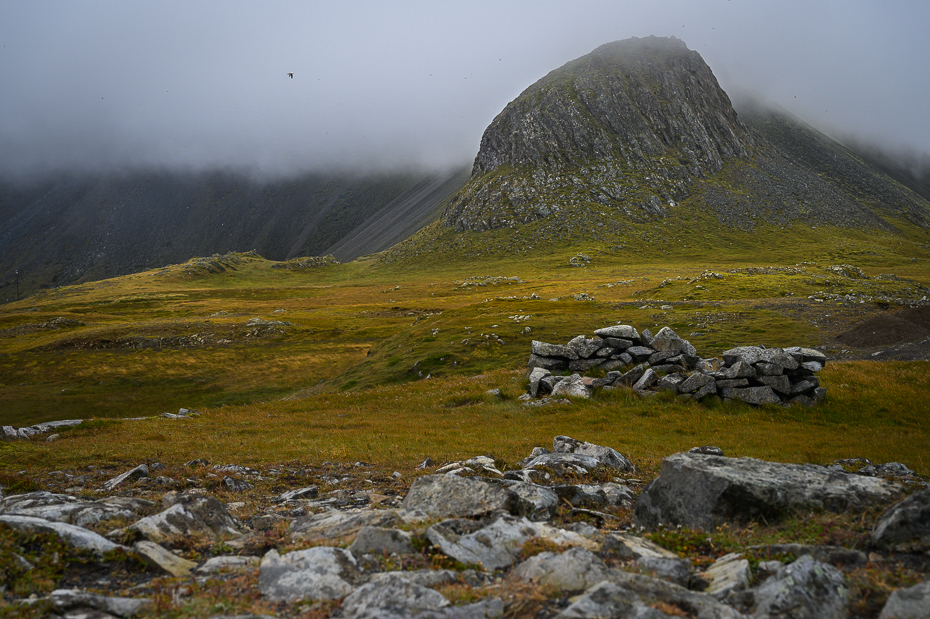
xmin=633 ymin=452 xmax=904 ymax=531
xmin=444 ymin=36 xmax=752 ymax=233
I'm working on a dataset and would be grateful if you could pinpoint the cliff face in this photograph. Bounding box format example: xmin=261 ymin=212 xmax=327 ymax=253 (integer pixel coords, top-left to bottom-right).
xmin=444 ymin=37 xmax=754 ymax=232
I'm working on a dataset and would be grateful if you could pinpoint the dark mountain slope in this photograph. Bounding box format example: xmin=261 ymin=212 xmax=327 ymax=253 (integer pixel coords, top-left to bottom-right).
xmin=0 ymin=168 xmax=463 ymax=300
xmin=326 ymin=167 xmax=469 ymax=262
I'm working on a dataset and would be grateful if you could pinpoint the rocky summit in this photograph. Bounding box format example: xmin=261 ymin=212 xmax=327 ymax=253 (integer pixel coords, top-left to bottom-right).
xmin=435 ymin=36 xmax=930 ymax=240
xmin=444 ymin=36 xmax=751 ymax=231
xmin=1 ymin=437 xmax=928 ymax=618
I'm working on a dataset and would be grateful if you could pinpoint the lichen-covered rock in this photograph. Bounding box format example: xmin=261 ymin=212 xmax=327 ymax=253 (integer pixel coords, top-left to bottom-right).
xmin=426 ymin=514 xmax=592 ymax=570
xmin=552 ymin=435 xmax=633 ymax=471
xmin=259 ymin=546 xmax=359 ymax=602
xmin=127 ymin=493 xmax=241 ymax=544
xmin=751 ymin=555 xmax=849 ymax=619
xmin=401 ymin=475 xmax=531 ymax=519
xmin=872 ymin=487 xmax=930 ymax=549
xmin=634 ymin=452 xmax=903 ymax=531
xmin=879 ymin=579 xmax=930 ymax=619
xmin=512 ymin=547 xmax=611 ymax=592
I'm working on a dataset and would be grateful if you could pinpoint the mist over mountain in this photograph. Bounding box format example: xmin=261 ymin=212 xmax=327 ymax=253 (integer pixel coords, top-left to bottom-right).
xmin=3 ymin=34 xmax=930 ymax=303
xmin=0 ymin=168 xmax=465 ymax=301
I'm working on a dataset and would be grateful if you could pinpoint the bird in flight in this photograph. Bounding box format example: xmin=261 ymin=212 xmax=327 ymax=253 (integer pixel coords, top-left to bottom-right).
xmin=287 ymin=72 xmax=294 ymax=79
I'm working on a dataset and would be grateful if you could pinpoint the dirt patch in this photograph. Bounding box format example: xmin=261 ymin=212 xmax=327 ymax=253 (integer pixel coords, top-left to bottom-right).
xmin=836 ymin=305 xmax=930 ymax=347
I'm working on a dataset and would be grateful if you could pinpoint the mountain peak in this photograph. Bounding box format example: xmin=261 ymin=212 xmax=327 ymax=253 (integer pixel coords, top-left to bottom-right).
xmin=445 ymin=36 xmax=753 ymax=232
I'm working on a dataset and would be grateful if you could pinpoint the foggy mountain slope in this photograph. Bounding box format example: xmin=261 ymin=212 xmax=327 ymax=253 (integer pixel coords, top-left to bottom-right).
xmin=737 ymin=100 xmax=930 ymax=230
xmin=0 ymin=169 xmax=461 ymax=300
xmin=434 ymin=36 xmax=930 ymax=241
xmin=326 ymin=167 xmax=469 ymax=262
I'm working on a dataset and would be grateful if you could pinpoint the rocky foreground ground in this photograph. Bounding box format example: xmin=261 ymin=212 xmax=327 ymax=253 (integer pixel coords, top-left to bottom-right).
xmin=1 ymin=435 xmax=929 ymax=618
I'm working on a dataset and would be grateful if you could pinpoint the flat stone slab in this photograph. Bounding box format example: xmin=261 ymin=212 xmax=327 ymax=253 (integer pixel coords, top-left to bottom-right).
xmin=402 ymin=475 xmax=531 ymax=519
xmin=0 ymin=514 xmax=125 ymax=556
xmin=0 ymin=491 xmax=155 ymax=528
xmin=634 ymin=452 xmax=903 ymax=531
xmin=426 ymin=514 xmax=594 ymax=570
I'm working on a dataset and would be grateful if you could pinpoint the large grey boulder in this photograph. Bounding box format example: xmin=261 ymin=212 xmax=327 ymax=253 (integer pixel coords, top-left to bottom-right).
xmin=259 ymin=546 xmax=358 ymax=602
xmin=634 ymin=453 xmax=903 ymax=531
xmin=872 ymin=487 xmax=930 ymax=548
xmin=751 ymin=555 xmax=849 ymax=619
xmin=879 ymin=579 xmax=930 ymax=619
xmin=648 ymin=327 xmax=696 ymax=357
xmin=512 ymin=547 xmax=611 ymax=592
xmin=426 ymin=514 xmax=592 ymax=570
xmin=552 ymin=435 xmax=633 ymax=470
xmin=722 ymin=346 xmax=765 ymax=366
xmin=720 ymin=386 xmax=782 ymax=406
xmin=126 ymin=493 xmax=241 ymax=544
xmin=0 ymin=491 xmax=154 ymax=528
xmin=0 ymin=514 xmax=125 ymax=556
xmin=527 ymin=367 xmax=551 ymax=397
xmin=402 ymin=475 xmax=532 ymax=519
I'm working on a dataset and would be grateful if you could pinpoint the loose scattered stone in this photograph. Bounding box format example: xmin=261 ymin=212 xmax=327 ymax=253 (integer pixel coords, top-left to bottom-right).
xmin=48 ymin=589 xmax=151 ymax=618
xmin=702 ymin=552 xmax=751 ymax=599
xmin=196 ymin=555 xmax=261 ymax=575
xmin=0 ymin=491 xmax=155 ymax=528
xmin=426 ymin=514 xmax=593 ymax=570
xmin=552 ymin=435 xmax=633 ymax=470
xmin=102 ymin=464 xmax=150 ymax=491
xmin=133 ymin=540 xmax=198 ymax=577
xmin=337 ymin=572 xmax=451 ymax=618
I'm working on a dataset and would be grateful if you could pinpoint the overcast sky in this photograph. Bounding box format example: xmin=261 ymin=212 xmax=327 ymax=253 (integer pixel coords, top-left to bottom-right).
xmin=1 ymin=0 xmax=928 ymax=179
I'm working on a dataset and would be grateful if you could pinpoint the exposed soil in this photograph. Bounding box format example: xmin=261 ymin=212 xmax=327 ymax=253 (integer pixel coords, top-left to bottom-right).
xmin=836 ymin=305 xmax=930 ymax=347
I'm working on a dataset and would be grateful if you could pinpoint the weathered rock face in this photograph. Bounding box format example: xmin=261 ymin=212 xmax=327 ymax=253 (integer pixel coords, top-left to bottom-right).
xmin=634 ymin=452 xmax=903 ymax=531
xmin=443 ymin=36 xmax=753 ymax=233
xmin=872 ymin=487 xmax=930 ymax=549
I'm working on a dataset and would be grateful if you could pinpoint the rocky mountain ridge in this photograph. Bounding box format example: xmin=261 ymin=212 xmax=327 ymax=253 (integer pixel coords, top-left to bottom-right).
xmin=439 ymin=36 xmax=930 ymax=239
